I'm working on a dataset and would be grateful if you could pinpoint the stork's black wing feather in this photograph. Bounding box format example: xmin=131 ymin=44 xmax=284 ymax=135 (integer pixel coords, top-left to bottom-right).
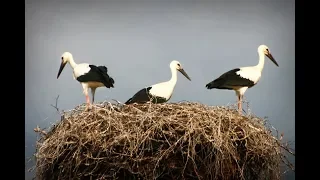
xmin=205 ymin=68 xmax=254 ymax=89
xmin=76 ymin=65 xmax=115 ymax=88
xmin=125 ymin=87 xmax=152 ymax=105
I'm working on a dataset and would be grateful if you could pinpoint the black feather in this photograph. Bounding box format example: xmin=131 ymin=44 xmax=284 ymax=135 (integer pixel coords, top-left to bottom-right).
xmin=125 ymin=87 xmax=167 ymax=105
xmin=76 ymin=65 xmax=115 ymax=88
xmin=205 ymin=68 xmax=255 ymax=90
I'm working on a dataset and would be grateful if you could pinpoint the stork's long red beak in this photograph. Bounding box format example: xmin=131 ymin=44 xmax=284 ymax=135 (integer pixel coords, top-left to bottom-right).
xmin=57 ymin=62 xmax=66 ymax=79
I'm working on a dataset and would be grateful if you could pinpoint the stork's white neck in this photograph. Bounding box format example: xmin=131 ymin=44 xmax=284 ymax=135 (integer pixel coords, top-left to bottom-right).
xmin=168 ymin=67 xmax=178 ymax=87
xmin=256 ymin=51 xmax=265 ymax=72
xmin=68 ymin=57 xmax=77 ymax=69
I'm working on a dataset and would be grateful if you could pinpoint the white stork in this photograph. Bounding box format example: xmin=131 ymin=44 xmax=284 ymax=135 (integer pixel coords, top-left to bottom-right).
xmin=57 ymin=52 xmax=115 ymax=109
xmin=124 ymin=60 xmax=191 ymax=105
xmin=205 ymin=44 xmax=279 ymax=114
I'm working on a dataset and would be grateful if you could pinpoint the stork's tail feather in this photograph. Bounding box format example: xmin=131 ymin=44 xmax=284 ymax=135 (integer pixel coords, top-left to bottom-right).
xmin=102 ymin=75 xmax=114 ymax=88
xmin=124 ymin=98 xmax=132 ymax=105
xmin=92 ymin=65 xmax=115 ymax=88
xmin=205 ymin=81 xmax=216 ymax=89
xmin=108 ymin=77 xmax=115 ymax=88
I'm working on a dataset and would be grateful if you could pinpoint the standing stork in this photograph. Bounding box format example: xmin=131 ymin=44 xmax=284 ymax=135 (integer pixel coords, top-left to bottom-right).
xmin=57 ymin=52 xmax=115 ymax=109
xmin=205 ymin=44 xmax=279 ymax=114
xmin=124 ymin=60 xmax=191 ymax=105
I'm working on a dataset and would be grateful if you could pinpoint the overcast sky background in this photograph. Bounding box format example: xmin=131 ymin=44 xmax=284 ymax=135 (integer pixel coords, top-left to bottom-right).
xmin=25 ymin=0 xmax=295 ymax=179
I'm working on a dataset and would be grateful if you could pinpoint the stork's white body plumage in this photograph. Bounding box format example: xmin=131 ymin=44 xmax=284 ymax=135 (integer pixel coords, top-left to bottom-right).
xmin=57 ymin=52 xmax=115 ymax=109
xmin=125 ymin=60 xmax=191 ymax=104
xmin=72 ymin=63 xmax=91 ymax=79
xmin=149 ymin=81 xmax=175 ymax=101
xmin=205 ymin=44 xmax=279 ymax=114
xmin=236 ymin=66 xmax=262 ymax=84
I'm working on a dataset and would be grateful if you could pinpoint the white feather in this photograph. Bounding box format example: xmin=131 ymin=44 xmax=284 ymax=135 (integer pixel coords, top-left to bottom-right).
xmin=73 ymin=63 xmax=91 ymax=78
xmin=149 ymin=82 xmax=175 ymax=100
xmin=236 ymin=66 xmax=261 ymax=84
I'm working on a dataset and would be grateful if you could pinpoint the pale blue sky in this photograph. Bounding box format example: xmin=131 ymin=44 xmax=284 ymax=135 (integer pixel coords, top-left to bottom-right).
xmin=25 ymin=0 xmax=295 ymax=179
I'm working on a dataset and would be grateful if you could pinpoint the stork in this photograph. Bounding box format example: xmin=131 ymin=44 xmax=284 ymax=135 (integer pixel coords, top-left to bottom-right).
xmin=124 ymin=60 xmax=191 ymax=105
xmin=57 ymin=52 xmax=115 ymax=109
xmin=205 ymin=44 xmax=279 ymax=114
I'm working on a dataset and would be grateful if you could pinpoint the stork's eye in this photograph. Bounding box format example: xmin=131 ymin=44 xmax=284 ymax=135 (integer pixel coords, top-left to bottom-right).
xmin=61 ymin=57 xmax=64 ymax=61
xmin=177 ymin=64 xmax=180 ymax=66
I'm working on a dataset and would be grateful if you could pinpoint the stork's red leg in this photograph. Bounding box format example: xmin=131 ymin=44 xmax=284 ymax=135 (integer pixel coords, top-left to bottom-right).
xmin=238 ymin=95 xmax=242 ymax=114
xmin=86 ymin=94 xmax=90 ymax=104
xmin=239 ymin=95 xmax=243 ymax=115
xmin=84 ymin=94 xmax=92 ymax=111
xmin=82 ymin=84 xmax=92 ymax=111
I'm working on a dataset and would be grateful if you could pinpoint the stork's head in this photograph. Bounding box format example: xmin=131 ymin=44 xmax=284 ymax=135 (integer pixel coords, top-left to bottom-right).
xmin=258 ymin=45 xmax=279 ymax=67
xmin=57 ymin=52 xmax=73 ymax=79
xmin=170 ymin=60 xmax=191 ymax=81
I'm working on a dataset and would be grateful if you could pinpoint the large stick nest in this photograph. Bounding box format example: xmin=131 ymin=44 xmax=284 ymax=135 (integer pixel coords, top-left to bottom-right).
xmin=34 ymin=102 xmax=291 ymax=180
